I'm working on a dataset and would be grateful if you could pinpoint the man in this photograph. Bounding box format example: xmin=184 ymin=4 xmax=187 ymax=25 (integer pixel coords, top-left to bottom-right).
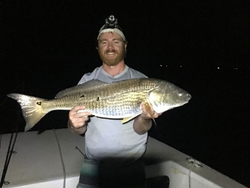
xmin=68 ymin=15 xmax=161 ymax=188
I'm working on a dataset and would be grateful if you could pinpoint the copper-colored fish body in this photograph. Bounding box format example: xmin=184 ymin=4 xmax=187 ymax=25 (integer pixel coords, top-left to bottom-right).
xmin=8 ymin=78 xmax=191 ymax=131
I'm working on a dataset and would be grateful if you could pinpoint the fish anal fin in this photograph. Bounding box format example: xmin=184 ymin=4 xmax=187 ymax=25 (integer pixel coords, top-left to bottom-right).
xmin=122 ymin=113 xmax=140 ymax=124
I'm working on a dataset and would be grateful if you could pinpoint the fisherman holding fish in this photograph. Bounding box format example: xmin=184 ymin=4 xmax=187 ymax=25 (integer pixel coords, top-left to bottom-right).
xmin=8 ymin=15 xmax=191 ymax=188
xmin=68 ymin=15 xmax=161 ymax=188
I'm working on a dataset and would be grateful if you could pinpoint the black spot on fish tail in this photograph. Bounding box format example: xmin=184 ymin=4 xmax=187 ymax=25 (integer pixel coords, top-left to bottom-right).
xmin=80 ymin=94 xmax=85 ymax=98
xmin=36 ymin=101 xmax=42 ymax=105
xmin=97 ymin=97 xmax=99 ymax=101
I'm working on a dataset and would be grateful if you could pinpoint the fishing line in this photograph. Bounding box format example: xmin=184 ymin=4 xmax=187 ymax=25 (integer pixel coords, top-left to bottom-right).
xmin=0 ymin=133 xmax=14 ymax=187
xmin=53 ymin=129 xmax=66 ymax=188
xmin=75 ymin=146 xmax=85 ymax=157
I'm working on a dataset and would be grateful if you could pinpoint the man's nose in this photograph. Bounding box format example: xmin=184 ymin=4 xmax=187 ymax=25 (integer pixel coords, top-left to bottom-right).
xmin=107 ymin=42 xmax=114 ymax=49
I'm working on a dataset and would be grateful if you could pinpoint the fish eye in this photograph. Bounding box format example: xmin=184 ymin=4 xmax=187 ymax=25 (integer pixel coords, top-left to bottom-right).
xmin=178 ymin=93 xmax=183 ymax=97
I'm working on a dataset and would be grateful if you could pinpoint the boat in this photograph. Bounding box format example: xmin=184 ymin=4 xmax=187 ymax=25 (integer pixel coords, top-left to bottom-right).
xmin=0 ymin=128 xmax=247 ymax=188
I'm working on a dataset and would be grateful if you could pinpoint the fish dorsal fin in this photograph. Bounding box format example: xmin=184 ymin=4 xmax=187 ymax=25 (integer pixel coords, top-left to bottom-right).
xmin=55 ymin=80 xmax=107 ymax=98
xmin=79 ymin=79 xmax=107 ymax=89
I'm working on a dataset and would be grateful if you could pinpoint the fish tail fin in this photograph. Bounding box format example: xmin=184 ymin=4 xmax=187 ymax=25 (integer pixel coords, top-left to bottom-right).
xmin=7 ymin=93 xmax=49 ymax=131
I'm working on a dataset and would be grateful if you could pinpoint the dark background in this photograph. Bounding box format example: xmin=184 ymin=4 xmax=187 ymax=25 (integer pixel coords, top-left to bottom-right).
xmin=1 ymin=1 xmax=249 ymax=187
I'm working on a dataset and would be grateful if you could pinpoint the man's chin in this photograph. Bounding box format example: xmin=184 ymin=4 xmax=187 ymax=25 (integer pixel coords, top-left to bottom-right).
xmin=104 ymin=61 xmax=120 ymax=66
xmin=101 ymin=54 xmax=125 ymax=66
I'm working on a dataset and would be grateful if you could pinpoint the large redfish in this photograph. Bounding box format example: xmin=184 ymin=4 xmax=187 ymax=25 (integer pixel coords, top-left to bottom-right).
xmin=8 ymin=78 xmax=191 ymax=131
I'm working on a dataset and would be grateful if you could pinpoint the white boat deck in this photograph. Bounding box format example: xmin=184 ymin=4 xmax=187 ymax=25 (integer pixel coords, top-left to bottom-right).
xmin=0 ymin=129 xmax=247 ymax=188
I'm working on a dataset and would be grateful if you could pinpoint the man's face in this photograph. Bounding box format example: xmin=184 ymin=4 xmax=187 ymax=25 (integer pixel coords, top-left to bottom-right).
xmin=97 ymin=32 xmax=127 ymax=66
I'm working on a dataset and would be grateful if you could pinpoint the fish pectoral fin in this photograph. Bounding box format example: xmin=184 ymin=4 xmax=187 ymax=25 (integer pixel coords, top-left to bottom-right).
xmin=122 ymin=113 xmax=141 ymax=124
xmin=144 ymin=102 xmax=157 ymax=125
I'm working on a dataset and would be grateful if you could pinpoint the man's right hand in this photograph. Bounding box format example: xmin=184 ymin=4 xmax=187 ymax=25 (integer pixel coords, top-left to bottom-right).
xmin=68 ymin=105 xmax=92 ymax=133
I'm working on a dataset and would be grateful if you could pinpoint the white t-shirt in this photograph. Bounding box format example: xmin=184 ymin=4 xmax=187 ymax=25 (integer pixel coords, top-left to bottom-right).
xmin=78 ymin=65 xmax=148 ymax=162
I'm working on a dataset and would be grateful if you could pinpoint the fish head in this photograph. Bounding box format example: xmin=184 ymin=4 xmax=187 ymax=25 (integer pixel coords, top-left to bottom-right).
xmin=149 ymin=81 xmax=191 ymax=113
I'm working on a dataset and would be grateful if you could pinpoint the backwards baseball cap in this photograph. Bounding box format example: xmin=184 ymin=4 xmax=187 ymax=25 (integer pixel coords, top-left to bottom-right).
xmin=97 ymin=15 xmax=126 ymax=41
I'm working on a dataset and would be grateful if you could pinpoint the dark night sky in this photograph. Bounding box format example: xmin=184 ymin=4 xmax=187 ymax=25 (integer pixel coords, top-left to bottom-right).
xmin=1 ymin=1 xmax=250 ymax=187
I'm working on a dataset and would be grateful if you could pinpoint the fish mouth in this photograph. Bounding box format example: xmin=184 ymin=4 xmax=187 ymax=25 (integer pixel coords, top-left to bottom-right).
xmin=185 ymin=93 xmax=192 ymax=101
xmin=177 ymin=91 xmax=191 ymax=102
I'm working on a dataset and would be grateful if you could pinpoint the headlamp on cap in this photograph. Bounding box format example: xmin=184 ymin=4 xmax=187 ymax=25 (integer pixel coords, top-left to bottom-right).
xmin=97 ymin=15 xmax=126 ymax=42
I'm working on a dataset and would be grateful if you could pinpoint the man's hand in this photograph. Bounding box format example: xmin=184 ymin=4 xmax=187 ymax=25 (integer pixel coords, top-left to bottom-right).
xmin=68 ymin=105 xmax=92 ymax=134
xmin=140 ymin=102 xmax=162 ymax=121
xmin=133 ymin=103 xmax=162 ymax=135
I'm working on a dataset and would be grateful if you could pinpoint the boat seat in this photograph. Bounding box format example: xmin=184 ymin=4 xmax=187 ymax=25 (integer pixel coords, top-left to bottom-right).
xmin=146 ymin=175 xmax=170 ymax=188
